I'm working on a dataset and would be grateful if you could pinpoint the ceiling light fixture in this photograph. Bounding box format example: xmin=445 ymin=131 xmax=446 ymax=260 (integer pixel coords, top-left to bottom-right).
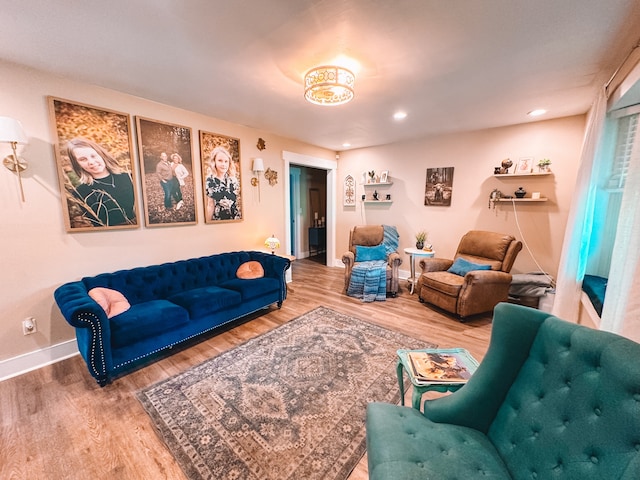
xmin=304 ymin=65 xmax=355 ymax=106
xmin=528 ymin=109 xmax=547 ymax=117
xmin=393 ymin=111 xmax=407 ymax=120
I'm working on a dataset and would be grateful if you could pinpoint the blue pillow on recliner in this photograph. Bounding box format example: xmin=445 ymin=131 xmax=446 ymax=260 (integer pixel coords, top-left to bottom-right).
xmin=447 ymin=257 xmax=491 ymax=276
xmin=355 ymin=244 xmax=387 ymax=262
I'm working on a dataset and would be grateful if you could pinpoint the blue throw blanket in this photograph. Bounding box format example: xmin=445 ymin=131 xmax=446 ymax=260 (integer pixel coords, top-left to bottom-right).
xmin=347 ymin=225 xmax=399 ymax=303
xmin=347 ymin=260 xmax=387 ymax=302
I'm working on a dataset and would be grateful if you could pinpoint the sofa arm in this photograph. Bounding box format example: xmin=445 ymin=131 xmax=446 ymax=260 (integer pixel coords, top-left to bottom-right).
xmin=419 ymin=257 xmax=453 ymax=273
xmin=249 ymin=251 xmax=291 ymax=303
xmin=54 ymin=281 xmax=113 ymax=384
xmin=422 ymin=303 xmax=549 ymax=433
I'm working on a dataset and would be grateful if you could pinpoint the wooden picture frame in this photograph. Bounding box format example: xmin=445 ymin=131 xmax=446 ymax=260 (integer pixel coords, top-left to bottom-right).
xmin=343 ymin=174 xmax=356 ymax=206
xmin=424 ymin=167 xmax=454 ymax=206
xmin=515 ymin=157 xmax=533 ymax=174
xmin=135 ymin=117 xmax=196 ymax=227
xmin=48 ymin=97 xmax=140 ymax=232
xmin=199 ymin=131 xmax=243 ymax=223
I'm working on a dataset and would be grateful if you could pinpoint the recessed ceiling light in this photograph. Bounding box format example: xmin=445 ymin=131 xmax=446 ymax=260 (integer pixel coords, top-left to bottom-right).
xmin=528 ymin=109 xmax=547 ymax=117
xmin=342 ymin=143 xmax=351 ymax=148
xmin=393 ymin=111 xmax=407 ymax=120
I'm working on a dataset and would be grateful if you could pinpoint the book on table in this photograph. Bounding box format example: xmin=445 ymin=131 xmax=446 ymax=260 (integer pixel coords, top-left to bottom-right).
xmin=406 ymin=350 xmax=475 ymax=385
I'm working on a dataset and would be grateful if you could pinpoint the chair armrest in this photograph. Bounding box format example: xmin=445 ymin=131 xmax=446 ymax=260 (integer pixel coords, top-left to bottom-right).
xmin=419 ymin=257 xmax=453 ymax=273
xmin=342 ymin=252 xmax=355 ymax=292
xmin=342 ymin=251 xmax=355 ymax=267
xmin=387 ymin=251 xmax=402 ymax=268
xmin=422 ymin=303 xmax=549 ymax=433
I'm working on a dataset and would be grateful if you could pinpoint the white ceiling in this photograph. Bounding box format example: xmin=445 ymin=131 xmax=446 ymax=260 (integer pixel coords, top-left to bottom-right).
xmin=1 ymin=0 xmax=640 ymax=151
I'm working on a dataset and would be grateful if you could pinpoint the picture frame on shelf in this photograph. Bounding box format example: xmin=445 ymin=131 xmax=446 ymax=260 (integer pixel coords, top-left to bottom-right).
xmin=135 ymin=117 xmax=197 ymax=227
xmin=380 ymin=170 xmax=389 ymax=183
xmin=48 ymin=96 xmax=140 ymax=232
xmin=514 ymin=157 xmax=533 ymax=174
xmin=199 ymin=130 xmax=243 ymax=223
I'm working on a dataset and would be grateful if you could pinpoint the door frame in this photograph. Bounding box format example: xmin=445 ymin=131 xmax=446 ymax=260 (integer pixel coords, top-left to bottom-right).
xmin=283 ymin=151 xmax=337 ymax=266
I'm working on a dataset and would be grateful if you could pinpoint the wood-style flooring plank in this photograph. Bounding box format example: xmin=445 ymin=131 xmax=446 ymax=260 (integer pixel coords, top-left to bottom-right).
xmin=0 ymin=259 xmax=493 ymax=480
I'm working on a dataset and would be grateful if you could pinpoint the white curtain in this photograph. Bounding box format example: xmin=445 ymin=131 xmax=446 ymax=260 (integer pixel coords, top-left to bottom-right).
xmin=552 ymin=90 xmax=608 ymax=322
xmin=600 ymin=118 xmax=640 ymax=341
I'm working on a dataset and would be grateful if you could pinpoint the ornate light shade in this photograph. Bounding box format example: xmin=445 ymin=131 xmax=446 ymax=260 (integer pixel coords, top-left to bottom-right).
xmin=264 ymin=234 xmax=280 ymax=254
xmin=304 ymin=66 xmax=355 ymax=106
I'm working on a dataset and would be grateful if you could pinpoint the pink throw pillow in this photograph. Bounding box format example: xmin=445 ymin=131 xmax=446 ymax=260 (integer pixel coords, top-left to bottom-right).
xmin=88 ymin=287 xmax=131 ymax=318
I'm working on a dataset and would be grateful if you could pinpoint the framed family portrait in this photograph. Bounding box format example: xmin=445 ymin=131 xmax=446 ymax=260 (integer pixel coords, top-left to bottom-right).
xmin=199 ymin=131 xmax=243 ymax=223
xmin=425 ymin=166 xmax=454 ymax=206
xmin=48 ymin=97 xmax=140 ymax=232
xmin=135 ymin=117 xmax=196 ymax=227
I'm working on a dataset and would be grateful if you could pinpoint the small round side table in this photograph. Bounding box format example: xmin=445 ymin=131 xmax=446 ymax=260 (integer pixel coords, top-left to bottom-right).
xmin=403 ymin=247 xmax=435 ymax=294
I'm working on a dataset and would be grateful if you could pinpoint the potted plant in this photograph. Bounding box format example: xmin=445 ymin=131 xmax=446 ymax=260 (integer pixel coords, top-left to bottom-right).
xmin=537 ymin=158 xmax=551 ymax=172
xmin=368 ymin=170 xmax=376 ymax=183
xmin=415 ymin=230 xmax=427 ymax=249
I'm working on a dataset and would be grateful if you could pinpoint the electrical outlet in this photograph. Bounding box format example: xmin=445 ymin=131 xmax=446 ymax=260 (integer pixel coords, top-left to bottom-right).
xmin=22 ymin=317 xmax=37 ymax=335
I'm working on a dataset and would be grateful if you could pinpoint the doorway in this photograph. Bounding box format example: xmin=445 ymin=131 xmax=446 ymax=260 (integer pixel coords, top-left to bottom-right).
xmin=283 ymin=151 xmax=337 ymax=267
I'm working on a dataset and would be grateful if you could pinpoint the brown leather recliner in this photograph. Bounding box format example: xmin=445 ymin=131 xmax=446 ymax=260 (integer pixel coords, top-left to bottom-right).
xmin=417 ymin=230 xmax=522 ymax=319
xmin=342 ymin=225 xmax=402 ymax=297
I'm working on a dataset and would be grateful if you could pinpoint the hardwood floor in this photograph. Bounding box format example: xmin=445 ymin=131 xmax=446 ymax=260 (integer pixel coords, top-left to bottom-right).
xmin=0 ymin=259 xmax=493 ymax=480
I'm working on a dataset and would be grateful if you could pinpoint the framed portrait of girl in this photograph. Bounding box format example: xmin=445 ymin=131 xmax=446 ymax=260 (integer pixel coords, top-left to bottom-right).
xmin=199 ymin=131 xmax=243 ymax=224
xmin=48 ymin=97 xmax=140 ymax=232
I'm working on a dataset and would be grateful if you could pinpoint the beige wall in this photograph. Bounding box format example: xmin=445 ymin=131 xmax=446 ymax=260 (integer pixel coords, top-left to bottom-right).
xmin=0 ymin=60 xmax=334 ymax=363
xmin=0 ymin=58 xmax=588 ymax=370
xmin=335 ymin=115 xmax=586 ymax=279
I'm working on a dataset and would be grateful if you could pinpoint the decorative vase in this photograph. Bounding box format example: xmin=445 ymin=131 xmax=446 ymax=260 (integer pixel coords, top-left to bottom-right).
xmin=416 ymin=241 xmax=424 ymax=249
xmin=514 ymin=187 xmax=527 ymax=198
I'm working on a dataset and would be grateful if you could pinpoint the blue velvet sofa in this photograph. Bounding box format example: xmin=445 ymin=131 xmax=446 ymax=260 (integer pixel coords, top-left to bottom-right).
xmin=366 ymin=302 xmax=640 ymax=479
xmin=54 ymin=251 xmax=290 ymax=386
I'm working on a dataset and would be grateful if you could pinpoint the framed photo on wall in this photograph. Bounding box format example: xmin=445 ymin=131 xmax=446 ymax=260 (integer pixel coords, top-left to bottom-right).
xmin=48 ymin=97 xmax=140 ymax=232
xmin=425 ymin=167 xmax=454 ymax=206
xmin=199 ymin=131 xmax=243 ymax=223
xmin=135 ymin=117 xmax=196 ymax=227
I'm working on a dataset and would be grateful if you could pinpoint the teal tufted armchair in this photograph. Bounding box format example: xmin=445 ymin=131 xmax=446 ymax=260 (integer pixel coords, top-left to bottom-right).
xmin=366 ymin=302 xmax=640 ymax=479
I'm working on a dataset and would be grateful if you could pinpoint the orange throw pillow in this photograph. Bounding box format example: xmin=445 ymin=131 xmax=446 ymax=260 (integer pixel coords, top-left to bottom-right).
xmin=236 ymin=261 xmax=265 ymax=279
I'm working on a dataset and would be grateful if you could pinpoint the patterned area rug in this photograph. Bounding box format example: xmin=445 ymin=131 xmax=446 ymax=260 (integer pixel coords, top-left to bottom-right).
xmin=137 ymin=306 xmax=433 ymax=480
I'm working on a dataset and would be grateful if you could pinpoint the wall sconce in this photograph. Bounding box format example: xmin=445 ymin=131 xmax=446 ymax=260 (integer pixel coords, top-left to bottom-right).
xmin=264 ymin=234 xmax=280 ymax=254
xmin=0 ymin=116 xmax=28 ymax=202
xmin=251 ymin=158 xmax=265 ymax=201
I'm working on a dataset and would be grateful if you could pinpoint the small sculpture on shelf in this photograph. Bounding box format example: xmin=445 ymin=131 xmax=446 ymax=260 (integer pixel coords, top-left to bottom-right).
xmin=514 ymin=187 xmax=527 ymax=198
xmin=499 ymin=158 xmax=513 ymax=174
xmin=373 ymin=190 xmax=379 ymax=200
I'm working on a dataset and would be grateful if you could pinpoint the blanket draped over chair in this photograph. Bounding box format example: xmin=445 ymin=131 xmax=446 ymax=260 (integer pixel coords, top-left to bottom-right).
xmin=347 ymin=225 xmax=399 ymax=302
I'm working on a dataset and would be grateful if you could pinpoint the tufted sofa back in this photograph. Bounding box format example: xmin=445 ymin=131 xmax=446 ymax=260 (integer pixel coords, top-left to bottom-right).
xmin=82 ymin=251 xmax=253 ymax=305
xmin=488 ymin=317 xmax=640 ymax=479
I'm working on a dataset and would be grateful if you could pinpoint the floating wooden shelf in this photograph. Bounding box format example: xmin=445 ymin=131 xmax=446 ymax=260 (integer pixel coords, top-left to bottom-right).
xmin=493 ymin=197 xmax=548 ymax=203
xmin=363 ymin=200 xmax=393 ymax=204
xmin=362 ymin=181 xmax=394 ymax=186
xmin=493 ymin=172 xmax=552 ymax=178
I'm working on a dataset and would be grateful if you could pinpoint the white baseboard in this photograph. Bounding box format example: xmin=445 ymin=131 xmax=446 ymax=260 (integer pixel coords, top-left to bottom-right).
xmin=0 ymin=339 xmax=79 ymax=383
